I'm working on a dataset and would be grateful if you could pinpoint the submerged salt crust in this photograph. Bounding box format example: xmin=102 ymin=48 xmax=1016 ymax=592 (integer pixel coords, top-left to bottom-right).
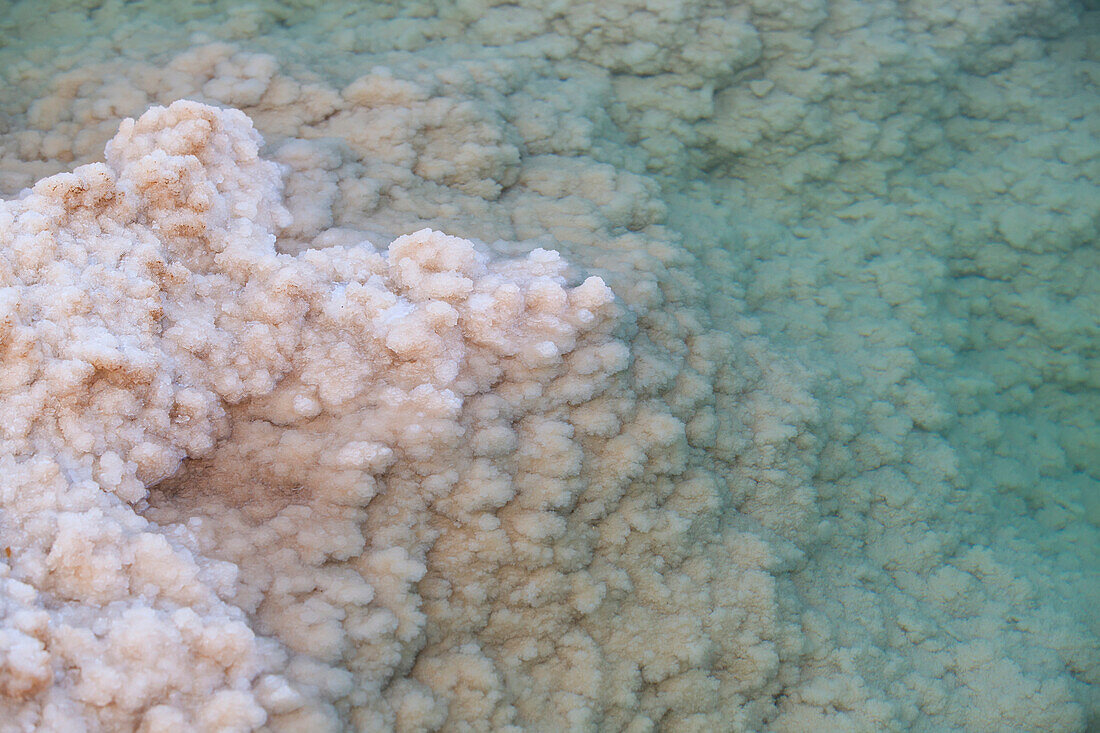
xmin=0 ymin=0 xmax=1097 ymax=732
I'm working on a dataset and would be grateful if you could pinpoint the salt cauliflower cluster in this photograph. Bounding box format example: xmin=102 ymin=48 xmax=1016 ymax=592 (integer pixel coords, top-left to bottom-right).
xmin=0 ymin=99 xmax=810 ymax=731
xmin=0 ymin=100 xmax=603 ymax=728
xmin=0 ymin=0 xmax=1096 ymax=732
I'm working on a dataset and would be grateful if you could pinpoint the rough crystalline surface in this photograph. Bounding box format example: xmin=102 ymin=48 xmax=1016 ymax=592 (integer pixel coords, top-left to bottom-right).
xmin=2 ymin=101 xmax=805 ymax=732
xmin=0 ymin=1 xmax=1097 ymax=731
xmin=0 ymin=101 xmax=623 ymax=730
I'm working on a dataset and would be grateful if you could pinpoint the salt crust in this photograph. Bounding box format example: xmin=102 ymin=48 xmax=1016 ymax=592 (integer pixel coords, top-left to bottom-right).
xmin=0 ymin=0 xmax=1096 ymax=730
xmin=0 ymin=101 xmax=808 ymax=732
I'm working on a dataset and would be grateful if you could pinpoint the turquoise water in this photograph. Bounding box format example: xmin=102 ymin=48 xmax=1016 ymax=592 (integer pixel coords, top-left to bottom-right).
xmin=0 ymin=1 xmax=1096 ymax=731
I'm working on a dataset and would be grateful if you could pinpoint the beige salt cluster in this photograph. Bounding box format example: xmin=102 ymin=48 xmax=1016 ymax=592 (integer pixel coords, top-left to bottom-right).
xmin=0 ymin=101 xmax=807 ymax=731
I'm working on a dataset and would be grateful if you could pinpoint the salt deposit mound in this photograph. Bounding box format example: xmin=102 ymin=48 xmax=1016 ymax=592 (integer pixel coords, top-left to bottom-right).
xmin=0 ymin=100 xmax=813 ymax=731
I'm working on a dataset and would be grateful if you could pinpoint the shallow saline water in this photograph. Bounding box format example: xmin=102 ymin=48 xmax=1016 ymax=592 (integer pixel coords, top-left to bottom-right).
xmin=0 ymin=1 xmax=1096 ymax=731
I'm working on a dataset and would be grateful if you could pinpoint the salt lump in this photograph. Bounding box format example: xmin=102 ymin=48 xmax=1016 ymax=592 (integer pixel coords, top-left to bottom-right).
xmin=2 ymin=100 xmax=802 ymax=732
xmin=0 ymin=100 xmax=632 ymax=730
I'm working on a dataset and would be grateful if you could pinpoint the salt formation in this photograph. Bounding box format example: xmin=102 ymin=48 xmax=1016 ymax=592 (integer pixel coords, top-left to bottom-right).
xmin=0 ymin=101 xmax=810 ymax=730
xmin=0 ymin=0 xmax=1096 ymax=731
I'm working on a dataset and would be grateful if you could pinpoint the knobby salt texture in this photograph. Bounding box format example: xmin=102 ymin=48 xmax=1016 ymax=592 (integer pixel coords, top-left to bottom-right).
xmin=0 ymin=1 xmax=1096 ymax=731
xmin=1 ymin=101 xmax=812 ymax=731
